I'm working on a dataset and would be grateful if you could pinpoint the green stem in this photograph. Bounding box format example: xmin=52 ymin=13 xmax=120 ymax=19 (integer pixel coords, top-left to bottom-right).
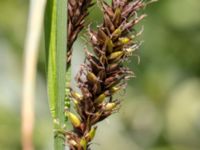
xmin=55 ymin=0 xmax=67 ymax=149
xmin=45 ymin=0 xmax=67 ymax=149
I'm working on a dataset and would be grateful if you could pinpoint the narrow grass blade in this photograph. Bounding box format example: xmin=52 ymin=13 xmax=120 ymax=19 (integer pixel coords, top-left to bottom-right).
xmin=45 ymin=0 xmax=67 ymax=149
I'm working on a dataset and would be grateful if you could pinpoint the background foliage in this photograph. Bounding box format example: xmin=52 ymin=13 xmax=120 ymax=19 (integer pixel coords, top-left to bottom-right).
xmin=0 ymin=0 xmax=200 ymax=150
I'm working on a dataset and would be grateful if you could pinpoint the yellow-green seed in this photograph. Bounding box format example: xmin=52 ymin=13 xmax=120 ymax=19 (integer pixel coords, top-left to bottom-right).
xmin=80 ymin=138 xmax=87 ymax=150
xmin=108 ymin=51 xmax=124 ymax=61
xmin=94 ymin=93 xmax=106 ymax=104
xmin=105 ymin=102 xmax=118 ymax=111
xmin=106 ymin=39 xmax=114 ymax=53
xmin=113 ymin=8 xmax=121 ymax=25
xmin=66 ymin=112 xmax=81 ymax=128
xmin=119 ymin=37 xmax=130 ymax=44
xmin=113 ymin=28 xmax=122 ymax=36
xmin=87 ymin=72 xmax=98 ymax=83
xmin=86 ymin=127 xmax=97 ymax=141
xmin=110 ymin=86 xmax=121 ymax=94
xmin=71 ymin=91 xmax=83 ymax=101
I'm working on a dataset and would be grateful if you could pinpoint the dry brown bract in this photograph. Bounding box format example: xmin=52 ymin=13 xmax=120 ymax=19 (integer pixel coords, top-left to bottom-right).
xmin=68 ymin=0 xmax=94 ymax=65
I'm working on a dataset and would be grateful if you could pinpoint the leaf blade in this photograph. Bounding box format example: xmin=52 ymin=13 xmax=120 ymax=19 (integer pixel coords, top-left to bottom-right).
xmin=44 ymin=0 xmax=67 ymax=149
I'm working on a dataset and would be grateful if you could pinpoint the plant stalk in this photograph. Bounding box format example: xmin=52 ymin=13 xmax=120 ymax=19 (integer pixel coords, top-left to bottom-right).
xmin=54 ymin=0 xmax=67 ymax=149
xmin=45 ymin=0 xmax=67 ymax=149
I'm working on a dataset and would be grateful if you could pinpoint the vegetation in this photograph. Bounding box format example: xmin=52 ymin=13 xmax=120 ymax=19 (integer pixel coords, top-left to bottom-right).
xmin=0 ymin=0 xmax=200 ymax=150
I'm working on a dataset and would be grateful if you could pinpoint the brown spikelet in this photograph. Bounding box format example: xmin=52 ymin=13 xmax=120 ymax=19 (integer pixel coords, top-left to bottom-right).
xmin=66 ymin=0 xmax=153 ymax=149
xmin=67 ymin=0 xmax=94 ymax=65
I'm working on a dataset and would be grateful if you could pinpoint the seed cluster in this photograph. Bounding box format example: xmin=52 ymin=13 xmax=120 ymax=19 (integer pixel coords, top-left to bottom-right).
xmin=66 ymin=0 xmax=148 ymax=149
xmin=68 ymin=0 xmax=93 ymax=65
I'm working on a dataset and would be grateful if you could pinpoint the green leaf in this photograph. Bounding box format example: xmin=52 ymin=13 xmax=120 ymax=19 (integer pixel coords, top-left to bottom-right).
xmin=44 ymin=0 xmax=67 ymax=149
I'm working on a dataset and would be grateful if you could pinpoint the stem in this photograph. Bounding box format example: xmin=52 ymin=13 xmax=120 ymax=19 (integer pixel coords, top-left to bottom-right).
xmin=55 ymin=0 xmax=67 ymax=149
xmin=45 ymin=0 xmax=67 ymax=149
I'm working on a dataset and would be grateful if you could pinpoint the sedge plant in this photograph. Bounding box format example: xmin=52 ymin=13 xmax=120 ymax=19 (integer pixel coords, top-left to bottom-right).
xmin=45 ymin=0 xmax=156 ymax=150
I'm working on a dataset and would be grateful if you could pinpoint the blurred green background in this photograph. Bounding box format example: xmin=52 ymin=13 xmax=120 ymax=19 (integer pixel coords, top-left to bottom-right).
xmin=1 ymin=0 xmax=200 ymax=150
